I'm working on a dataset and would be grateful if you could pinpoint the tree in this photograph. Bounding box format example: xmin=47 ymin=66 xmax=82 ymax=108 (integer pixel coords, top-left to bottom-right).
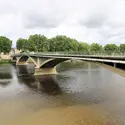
xmin=120 ymin=44 xmax=125 ymax=54
xmin=104 ymin=44 xmax=118 ymax=55
xmin=0 ymin=36 xmax=12 ymax=54
xmin=48 ymin=38 xmax=57 ymax=52
xmin=48 ymin=35 xmax=79 ymax=52
xmin=27 ymin=40 xmax=36 ymax=52
xmin=90 ymin=43 xmax=102 ymax=54
xmin=78 ymin=42 xmax=90 ymax=54
xmin=69 ymin=38 xmax=79 ymax=52
xmin=28 ymin=34 xmax=48 ymax=52
xmin=16 ymin=38 xmax=28 ymax=52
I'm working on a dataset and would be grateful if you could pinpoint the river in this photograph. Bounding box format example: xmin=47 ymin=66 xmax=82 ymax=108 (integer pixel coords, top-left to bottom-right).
xmin=0 ymin=61 xmax=125 ymax=125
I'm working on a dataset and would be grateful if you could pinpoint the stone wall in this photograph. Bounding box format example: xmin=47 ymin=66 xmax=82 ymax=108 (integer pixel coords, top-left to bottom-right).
xmin=0 ymin=54 xmax=11 ymax=60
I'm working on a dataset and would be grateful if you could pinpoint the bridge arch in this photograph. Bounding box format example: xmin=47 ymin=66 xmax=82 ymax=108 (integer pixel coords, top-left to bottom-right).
xmin=16 ymin=55 xmax=37 ymax=66
xmin=40 ymin=58 xmax=69 ymax=68
xmin=12 ymin=56 xmax=17 ymax=61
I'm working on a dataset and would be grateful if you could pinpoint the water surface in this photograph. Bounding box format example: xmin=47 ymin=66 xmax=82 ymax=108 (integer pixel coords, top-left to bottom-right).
xmin=0 ymin=61 xmax=125 ymax=125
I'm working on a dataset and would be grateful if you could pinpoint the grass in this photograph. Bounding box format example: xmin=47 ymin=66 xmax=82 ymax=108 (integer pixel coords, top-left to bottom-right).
xmin=0 ymin=59 xmax=11 ymax=64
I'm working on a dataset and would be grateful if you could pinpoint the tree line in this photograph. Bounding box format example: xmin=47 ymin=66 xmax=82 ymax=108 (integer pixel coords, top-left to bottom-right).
xmin=0 ymin=34 xmax=125 ymax=55
xmin=16 ymin=34 xmax=125 ymax=55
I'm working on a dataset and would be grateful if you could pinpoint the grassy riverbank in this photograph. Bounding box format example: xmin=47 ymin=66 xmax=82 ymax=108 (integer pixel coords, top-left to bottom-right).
xmin=0 ymin=59 xmax=11 ymax=64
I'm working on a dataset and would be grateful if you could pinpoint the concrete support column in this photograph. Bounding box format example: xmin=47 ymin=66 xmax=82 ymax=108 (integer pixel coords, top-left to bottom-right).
xmin=34 ymin=67 xmax=57 ymax=76
xmin=35 ymin=57 xmax=40 ymax=68
xmin=12 ymin=60 xmax=17 ymax=64
xmin=16 ymin=62 xmax=28 ymax=66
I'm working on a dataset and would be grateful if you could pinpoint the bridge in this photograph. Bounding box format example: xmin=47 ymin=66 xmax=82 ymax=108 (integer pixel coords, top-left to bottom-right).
xmin=11 ymin=53 xmax=125 ymax=75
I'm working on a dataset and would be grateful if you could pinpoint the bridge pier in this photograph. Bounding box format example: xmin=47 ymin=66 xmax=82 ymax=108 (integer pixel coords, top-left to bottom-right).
xmin=35 ymin=57 xmax=40 ymax=69
xmin=11 ymin=60 xmax=17 ymax=64
xmin=34 ymin=67 xmax=57 ymax=76
xmin=16 ymin=62 xmax=28 ymax=66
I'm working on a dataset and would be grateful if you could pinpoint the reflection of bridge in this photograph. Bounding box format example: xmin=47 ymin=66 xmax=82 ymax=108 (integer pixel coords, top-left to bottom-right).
xmin=12 ymin=54 xmax=125 ymax=75
xmin=19 ymin=75 xmax=62 ymax=95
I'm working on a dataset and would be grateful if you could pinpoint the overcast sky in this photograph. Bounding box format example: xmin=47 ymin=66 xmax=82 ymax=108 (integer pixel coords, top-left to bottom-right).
xmin=0 ymin=0 xmax=125 ymax=47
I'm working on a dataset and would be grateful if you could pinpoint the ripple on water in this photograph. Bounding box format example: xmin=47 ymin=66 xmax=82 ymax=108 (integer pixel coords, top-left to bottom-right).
xmin=0 ymin=62 xmax=125 ymax=125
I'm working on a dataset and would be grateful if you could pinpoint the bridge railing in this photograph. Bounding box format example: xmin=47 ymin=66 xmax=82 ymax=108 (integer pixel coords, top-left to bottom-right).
xmin=31 ymin=52 xmax=125 ymax=57
xmin=12 ymin=51 xmax=125 ymax=58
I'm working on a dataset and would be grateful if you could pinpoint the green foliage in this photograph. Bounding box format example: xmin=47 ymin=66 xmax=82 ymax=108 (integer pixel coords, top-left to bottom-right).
xmin=27 ymin=40 xmax=36 ymax=52
xmin=104 ymin=44 xmax=118 ymax=55
xmin=78 ymin=42 xmax=90 ymax=54
xmin=0 ymin=60 xmax=11 ymax=64
xmin=120 ymin=44 xmax=125 ymax=54
xmin=48 ymin=35 xmax=79 ymax=52
xmin=0 ymin=36 xmax=12 ymax=54
xmin=16 ymin=35 xmax=48 ymax=52
xmin=16 ymin=38 xmax=29 ymax=52
xmin=90 ymin=43 xmax=102 ymax=54
xmin=15 ymin=34 xmax=124 ymax=56
xmin=28 ymin=34 xmax=48 ymax=52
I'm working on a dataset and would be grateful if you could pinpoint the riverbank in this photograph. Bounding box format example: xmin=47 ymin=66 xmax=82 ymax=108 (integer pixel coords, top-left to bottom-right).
xmin=0 ymin=59 xmax=11 ymax=64
xmin=99 ymin=62 xmax=125 ymax=77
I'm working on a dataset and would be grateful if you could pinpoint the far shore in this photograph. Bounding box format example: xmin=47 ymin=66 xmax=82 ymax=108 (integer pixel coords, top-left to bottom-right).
xmin=0 ymin=59 xmax=11 ymax=64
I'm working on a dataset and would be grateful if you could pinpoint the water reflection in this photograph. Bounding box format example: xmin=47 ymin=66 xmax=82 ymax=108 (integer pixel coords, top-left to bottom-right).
xmin=0 ymin=69 xmax=12 ymax=79
xmin=0 ymin=80 xmax=11 ymax=87
xmin=38 ymin=75 xmax=62 ymax=95
xmin=57 ymin=61 xmax=89 ymax=71
xmin=17 ymin=64 xmax=35 ymax=75
xmin=17 ymin=66 xmax=29 ymax=75
xmin=0 ymin=72 xmax=12 ymax=79
xmin=18 ymin=75 xmax=62 ymax=95
xmin=0 ymin=65 xmax=12 ymax=87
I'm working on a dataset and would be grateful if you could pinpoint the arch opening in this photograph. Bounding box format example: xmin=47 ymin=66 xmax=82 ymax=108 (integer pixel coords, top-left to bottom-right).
xmin=18 ymin=55 xmax=29 ymax=62
xmin=40 ymin=58 xmax=69 ymax=68
xmin=17 ymin=55 xmax=37 ymax=66
xmin=12 ymin=56 xmax=17 ymax=61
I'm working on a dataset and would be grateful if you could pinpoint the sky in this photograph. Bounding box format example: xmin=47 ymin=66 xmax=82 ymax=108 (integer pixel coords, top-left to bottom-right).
xmin=0 ymin=0 xmax=125 ymax=47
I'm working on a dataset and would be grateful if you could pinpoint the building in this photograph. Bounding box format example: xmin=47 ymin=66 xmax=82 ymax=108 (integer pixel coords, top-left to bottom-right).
xmin=10 ymin=48 xmax=20 ymax=55
xmin=0 ymin=48 xmax=20 ymax=60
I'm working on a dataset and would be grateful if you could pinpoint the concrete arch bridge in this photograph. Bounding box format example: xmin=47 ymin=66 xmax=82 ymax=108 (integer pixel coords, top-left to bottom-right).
xmin=11 ymin=54 xmax=125 ymax=75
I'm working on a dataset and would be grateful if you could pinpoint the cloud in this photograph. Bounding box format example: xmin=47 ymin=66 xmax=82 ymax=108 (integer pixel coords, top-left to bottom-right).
xmin=0 ymin=0 xmax=125 ymax=47
xmin=22 ymin=0 xmax=76 ymax=29
xmin=78 ymin=0 xmax=112 ymax=29
xmin=80 ymin=13 xmax=108 ymax=28
xmin=23 ymin=11 xmax=67 ymax=29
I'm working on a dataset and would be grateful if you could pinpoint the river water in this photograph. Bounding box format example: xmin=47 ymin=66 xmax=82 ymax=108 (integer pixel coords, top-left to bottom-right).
xmin=0 ymin=61 xmax=125 ymax=125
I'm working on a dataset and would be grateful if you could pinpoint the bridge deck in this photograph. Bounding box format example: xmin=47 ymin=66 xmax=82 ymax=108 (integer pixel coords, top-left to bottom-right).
xmin=12 ymin=54 xmax=125 ymax=59
xmin=12 ymin=54 xmax=125 ymax=64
